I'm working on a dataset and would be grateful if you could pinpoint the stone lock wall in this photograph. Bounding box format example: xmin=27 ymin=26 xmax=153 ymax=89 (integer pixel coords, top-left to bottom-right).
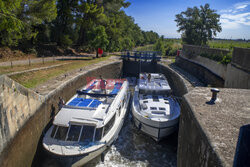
xmin=178 ymin=45 xmax=250 ymax=89
xmin=175 ymin=56 xmax=225 ymax=87
xmin=225 ymin=48 xmax=250 ymax=89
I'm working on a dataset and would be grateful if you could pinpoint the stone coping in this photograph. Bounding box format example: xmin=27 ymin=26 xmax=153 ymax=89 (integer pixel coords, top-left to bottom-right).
xmin=184 ymin=87 xmax=250 ymax=167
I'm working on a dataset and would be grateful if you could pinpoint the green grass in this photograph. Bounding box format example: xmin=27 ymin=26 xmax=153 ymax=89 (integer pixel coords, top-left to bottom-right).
xmin=135 ymin=45 xmax=154 ymax=51
xmin=208 ymin=40 xmax=250 ymax=50
xmin=10 ymin=56 xmax=111 ymax=88
xmin=0 ymin=60 xmax=72 ymax=75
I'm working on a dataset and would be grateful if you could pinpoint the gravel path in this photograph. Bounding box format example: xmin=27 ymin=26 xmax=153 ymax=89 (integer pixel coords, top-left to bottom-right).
xmin=0 ymin=55 xmax=95 ymax=67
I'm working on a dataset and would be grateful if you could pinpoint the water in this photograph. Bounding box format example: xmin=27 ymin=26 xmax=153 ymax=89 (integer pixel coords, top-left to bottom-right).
xmin=85 ymin=113 xmax=178 ymax=167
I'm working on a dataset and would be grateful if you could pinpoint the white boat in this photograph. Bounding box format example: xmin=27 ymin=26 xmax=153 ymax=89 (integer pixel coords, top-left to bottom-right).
xmin=43 ymin=78 xmax=130 ymax=167
xmin=132 ymin=73 xmax=180 ymax=142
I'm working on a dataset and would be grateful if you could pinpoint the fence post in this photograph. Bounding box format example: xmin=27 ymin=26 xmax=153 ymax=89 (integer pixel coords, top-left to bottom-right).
xmin=11 ymin=61 xmax=13 ymax=68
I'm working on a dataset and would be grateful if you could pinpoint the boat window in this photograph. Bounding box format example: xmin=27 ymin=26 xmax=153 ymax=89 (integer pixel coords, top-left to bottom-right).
xmin=150 ymin=107 xmax=157 ymax=110
xmin=67 ymin=125 xmax=82 ymax=141
xmin=51 ymin=125 xmax=58 ymax=138
xmin=95 ymin=127 xmax=103 ymax=141
xmin=54 ymin=126 xmax=68 ymax=141
xmin=152 ymin=96 xmax=159 ymax=102
xmin=80 ymin=126 xmax=95 ymax=143
xmin=143 ymin=100 xmax=148 ymax=103
xmin=103 ymin=113 xmax=116 ymax=137
xmin=159 ymin=107 xmax=166 ymax=111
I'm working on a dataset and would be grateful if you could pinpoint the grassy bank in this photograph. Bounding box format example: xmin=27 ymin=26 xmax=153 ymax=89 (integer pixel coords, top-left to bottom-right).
xmin=0 ymin=60 xmax=72 ymax=75
xmin=9 ymin=56 xmax=111 ymax=88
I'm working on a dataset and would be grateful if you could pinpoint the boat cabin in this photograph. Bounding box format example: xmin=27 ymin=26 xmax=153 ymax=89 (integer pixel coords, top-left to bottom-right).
xmin=48 ymin=79 xmax=127 ymax=145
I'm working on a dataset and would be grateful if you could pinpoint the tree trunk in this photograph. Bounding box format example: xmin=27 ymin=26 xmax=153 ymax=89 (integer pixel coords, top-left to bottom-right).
xmin=96 ymin=49 xmax=99 ymax=58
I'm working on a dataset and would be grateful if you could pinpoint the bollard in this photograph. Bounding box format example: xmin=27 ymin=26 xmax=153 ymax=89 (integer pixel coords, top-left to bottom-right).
xmin=211 ymin=88 xmax=220 ymax=101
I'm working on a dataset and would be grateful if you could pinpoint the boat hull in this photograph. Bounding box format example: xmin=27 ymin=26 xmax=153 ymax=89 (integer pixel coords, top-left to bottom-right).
xmin=132 ymin=96 xmax=179 ymax=142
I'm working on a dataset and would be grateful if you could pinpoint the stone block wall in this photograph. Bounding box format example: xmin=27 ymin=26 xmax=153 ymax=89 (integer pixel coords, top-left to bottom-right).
xmin=232 ymin=47 xmax=250 ymax=72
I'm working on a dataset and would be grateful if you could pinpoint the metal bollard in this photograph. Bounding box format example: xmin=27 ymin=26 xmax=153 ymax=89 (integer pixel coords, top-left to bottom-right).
xmin=211 ymin=88 xmax=220 ymax=101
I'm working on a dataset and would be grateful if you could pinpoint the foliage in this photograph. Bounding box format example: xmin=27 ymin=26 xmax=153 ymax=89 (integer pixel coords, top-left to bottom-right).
xmin=200 ymin=51 xmax=232 ymax=64
xmin=175 ymin=4 xmax=221 ymax=46
xmin=154 ymin=36 xmax=165 ymax=55
xmin=0 ymin=0 xmax=159 ymax=54
xmin=0 ymin=0 xmax=24 ymax=46
xmin=0 ymin=0 xmax=57 ymax=47
xmin=209 ymin=40 xmax=250 ymax=50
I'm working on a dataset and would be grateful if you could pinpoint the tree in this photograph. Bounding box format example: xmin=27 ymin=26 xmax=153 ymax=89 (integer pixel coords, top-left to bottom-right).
xmin=50 ymin=0 xmax=77 ymax=46
xmin=175 ymin=3 xmax=221 ymax=46
xmin=0 ymin=0 xmax=23 ymax=46
xmin=154 ymin=36 xmax=165 ymax=56
xmin=88 ymin=25 xmax=109 ymax=58
xmin=0 ymin=0 xmax=57 ymax=47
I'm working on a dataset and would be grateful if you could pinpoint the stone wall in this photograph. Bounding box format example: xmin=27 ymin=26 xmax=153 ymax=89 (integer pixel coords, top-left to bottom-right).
xmin=179 ymin=45 xmax=250 ymax=89
xmin=175 ymin=56 xmax=224 ymax=87
xmin=0 ymin=61 xmax=122 ymax=167
xmin=178 ymin=96 xmax=222 ymax=167
xmin=0 ymin=75 xmax=45 ymax=166
xmin=232 ymin=47 xmax=250 ymax=72
xmin=182 ymin=44 xmax=229 ymax=58
xmin=225 ymin=64 xmax=250 ymax=89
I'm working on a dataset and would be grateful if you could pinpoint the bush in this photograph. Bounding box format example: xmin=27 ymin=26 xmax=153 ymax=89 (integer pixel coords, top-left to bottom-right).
xmin=200 ymin=51 xmax=232 ymax=65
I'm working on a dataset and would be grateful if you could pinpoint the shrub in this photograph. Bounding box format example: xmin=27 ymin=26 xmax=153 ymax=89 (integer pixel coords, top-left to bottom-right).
xmin=199 ymin=51 xmax=232 ymax=64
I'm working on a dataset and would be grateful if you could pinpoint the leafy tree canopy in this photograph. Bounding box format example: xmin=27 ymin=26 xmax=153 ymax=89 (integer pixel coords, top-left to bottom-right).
xmin=175 ymin=3 xmax=221 ymax=46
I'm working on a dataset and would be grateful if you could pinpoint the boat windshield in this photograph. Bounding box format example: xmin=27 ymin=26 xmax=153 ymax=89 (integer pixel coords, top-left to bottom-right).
xmin=51 ymin=125 xmax=103 ymax=143
xmin=80 ymin=126 xmax=95 ymax=143
xmin=54 ymin=126 xmax=68 ymax=140
xmin=67 ymin=125 xmax=81 ymax=141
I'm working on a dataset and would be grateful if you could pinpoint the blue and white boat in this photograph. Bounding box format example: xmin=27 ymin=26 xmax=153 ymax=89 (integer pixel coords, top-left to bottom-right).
xmin=132 ymin=73 xmax=180 ymax=142
xmin=43 ymin=78 xmax=130 ymax=167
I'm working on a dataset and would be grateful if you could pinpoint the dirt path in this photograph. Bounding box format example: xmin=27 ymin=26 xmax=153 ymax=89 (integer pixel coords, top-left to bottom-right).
xmin=33 ymin=56 xmax=120 ymax=95
xmin=0 ymin=55 xmax=95 ymax=67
